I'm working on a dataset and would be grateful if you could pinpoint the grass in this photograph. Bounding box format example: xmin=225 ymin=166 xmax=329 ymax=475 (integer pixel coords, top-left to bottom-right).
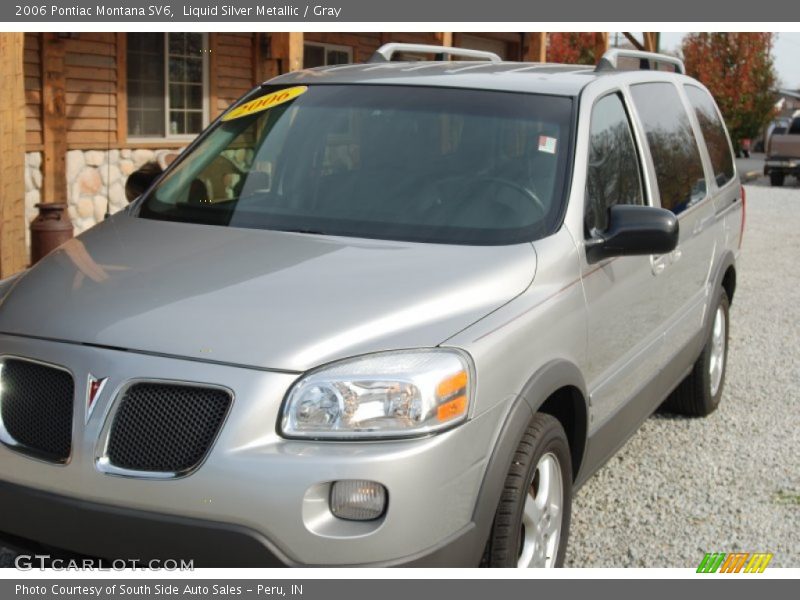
xmin=773 ymin=490 xmax=800 ymax=506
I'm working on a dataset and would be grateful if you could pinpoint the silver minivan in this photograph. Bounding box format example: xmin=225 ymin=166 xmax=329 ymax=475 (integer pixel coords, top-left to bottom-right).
xmin=0 ymin=45 xmax=744 ymax=567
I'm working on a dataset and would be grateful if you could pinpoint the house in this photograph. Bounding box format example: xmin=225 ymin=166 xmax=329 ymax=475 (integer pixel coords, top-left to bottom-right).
xmin=775 ymin=89 xmax=800 ymax=117
xmin=1 ymin=31 xmax=622 ymax=277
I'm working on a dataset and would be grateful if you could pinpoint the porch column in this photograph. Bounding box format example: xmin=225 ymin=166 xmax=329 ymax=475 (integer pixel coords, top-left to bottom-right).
xmin=273 ymin=32 xmax=304 ymax=74
xmin=595 ymin=32 xmax=609 ymax=62
xmin=436 ymin=32 xmax=453 ymax=47
xmin=523 ymin=32 xmax=547 ymax=62
xmin=0 ymin=33 xmax=27 ymax=277
xmin=41 ymin=32 xmax=67 ymax=205
xmin=643 ymin=32 xmax=659 ymax=52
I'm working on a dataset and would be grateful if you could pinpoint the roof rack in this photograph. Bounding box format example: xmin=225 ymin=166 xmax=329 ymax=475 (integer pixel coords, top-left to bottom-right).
xmin=368 ymin=43 xmax=502 ymax=64
xmin=596 ymin=49 xmax=685 ymax=75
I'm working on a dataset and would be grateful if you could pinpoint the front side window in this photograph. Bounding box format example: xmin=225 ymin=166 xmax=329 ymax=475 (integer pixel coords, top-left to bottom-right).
xmin=127 ymin=33 xmax=207 ymax=138
xmin=585 ymin=93 xmax=644 ymax=233
xmin=137 ymin=85 xmax=574 ymax=245
xmin=630 ymin=82 xmax=707 ymax=215
xmin=684 ymin=85 xmax=735 ymax=188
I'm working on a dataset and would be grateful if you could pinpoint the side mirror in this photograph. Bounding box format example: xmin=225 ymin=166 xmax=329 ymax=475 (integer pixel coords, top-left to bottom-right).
xmin=586 ymin=205 xmax=679 ymax=264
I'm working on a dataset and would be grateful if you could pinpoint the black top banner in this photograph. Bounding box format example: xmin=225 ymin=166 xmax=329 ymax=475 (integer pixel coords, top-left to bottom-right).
xmin=4 ymin=0 xmax=798 ymax=22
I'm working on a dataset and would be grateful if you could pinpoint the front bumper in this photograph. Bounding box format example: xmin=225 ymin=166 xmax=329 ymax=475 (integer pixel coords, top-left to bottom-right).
xmin=0 ymin=480 xmax=479 ymax=567
xmin=0 ymin=334 xmax=501 ymax=566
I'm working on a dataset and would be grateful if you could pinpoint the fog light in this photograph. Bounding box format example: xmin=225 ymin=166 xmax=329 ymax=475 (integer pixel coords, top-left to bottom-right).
xmin=330 ymin=480 xmax=387 ymax=521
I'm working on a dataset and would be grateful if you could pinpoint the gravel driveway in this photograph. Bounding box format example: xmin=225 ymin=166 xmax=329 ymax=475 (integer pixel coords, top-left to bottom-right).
xmin=566 ymin=184 xmax=800 ymax=567
xmin=1 ymin=186 xmax=797 ymax=568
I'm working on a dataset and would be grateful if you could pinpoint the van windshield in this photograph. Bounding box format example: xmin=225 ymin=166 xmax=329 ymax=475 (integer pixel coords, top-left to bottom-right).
xmin=137 ymin=85 xmax=573 ymax=245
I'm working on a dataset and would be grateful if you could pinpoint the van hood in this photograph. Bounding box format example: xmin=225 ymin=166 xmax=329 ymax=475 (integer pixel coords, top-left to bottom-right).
xmin=0 ymin=215 xmax=536 ymax=372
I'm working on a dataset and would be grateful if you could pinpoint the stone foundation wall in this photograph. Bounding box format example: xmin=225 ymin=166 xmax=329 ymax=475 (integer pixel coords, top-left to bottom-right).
xmin=22 ymin=147 xmax=182 ymax=253
xmin=66 ymin=148 xmax=182 ymax=235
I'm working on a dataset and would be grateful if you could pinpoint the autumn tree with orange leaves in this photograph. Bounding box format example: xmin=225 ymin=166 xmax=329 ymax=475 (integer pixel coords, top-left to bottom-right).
xmin=548 ymin=33 xmax=599 ymax=65
xmin=681 ymin=33 xmax=777 ymax=152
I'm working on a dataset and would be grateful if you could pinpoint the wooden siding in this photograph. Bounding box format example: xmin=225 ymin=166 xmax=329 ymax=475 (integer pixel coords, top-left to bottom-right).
xmin=454 ymin=32 xmax=523 ymax=60
xmin=24 ymin=33 xmax=42 ymax=148
xmin=213 ymin=33 xmax=256 ymax=117
xmin=22 ymin=32 xmax=541 ymax=153
xmin=303 ymin=32 xmax=384 ymax=62
xmin=64 ymin=33 xmax=118 ymax=148
xmin=302 ymin=33 xmax=523 ymax=62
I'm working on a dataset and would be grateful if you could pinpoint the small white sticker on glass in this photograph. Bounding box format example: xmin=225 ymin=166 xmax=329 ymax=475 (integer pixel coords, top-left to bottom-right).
xmin=538 ymin=135 xmax=557 ymax=154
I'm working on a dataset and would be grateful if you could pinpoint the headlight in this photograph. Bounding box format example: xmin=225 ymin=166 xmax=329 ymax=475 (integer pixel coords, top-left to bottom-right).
xmin=280 ymin=349 xmax=473 ymax=439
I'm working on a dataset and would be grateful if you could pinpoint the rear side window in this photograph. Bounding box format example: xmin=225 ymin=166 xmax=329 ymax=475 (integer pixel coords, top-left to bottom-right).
xmin=630 ymin=83 xmax=707 ymax=215
xmin=684 ymin=85 xmax=735 ymax=187
xmin=585 ymin=93 xmax=644 ymax=233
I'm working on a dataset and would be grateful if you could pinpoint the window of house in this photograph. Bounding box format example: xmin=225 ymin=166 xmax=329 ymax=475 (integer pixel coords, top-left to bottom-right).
xmin=630 ymin=82 xmax=707 ymax=215
xmin=585 ymin=93 xmax=644 ymax=233
xmin=684 ymin=85 xmax=735 ymax=188
xmin=303 ymin=42 xmax=353 ymax=68
xmin=127 ymin=33 xmax=208 ymax=139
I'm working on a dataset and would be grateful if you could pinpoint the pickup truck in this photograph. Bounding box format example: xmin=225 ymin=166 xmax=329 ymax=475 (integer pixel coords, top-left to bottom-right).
xmin=765 ymin=112 xmax=800 ymax=186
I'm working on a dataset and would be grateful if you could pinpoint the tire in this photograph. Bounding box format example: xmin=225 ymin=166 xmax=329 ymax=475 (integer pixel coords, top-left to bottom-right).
xmin=770 ymin=172 xmax=785 ymax=187
xmin=0 ymin=548 xmax=17 ymax=568
xmin=482 ymin=413 xmax=572 ymax=568
xmin=662 ymin=289 xmax=730 ymax=417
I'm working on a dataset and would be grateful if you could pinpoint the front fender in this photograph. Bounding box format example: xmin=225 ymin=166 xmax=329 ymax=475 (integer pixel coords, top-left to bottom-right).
xmin=465 ymin=360 xmax=589 ymax=565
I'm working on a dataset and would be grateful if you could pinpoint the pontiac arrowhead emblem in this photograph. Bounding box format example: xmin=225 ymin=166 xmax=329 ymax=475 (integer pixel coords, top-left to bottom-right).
xmin=86 ymin=375 xmax=108 ymax=422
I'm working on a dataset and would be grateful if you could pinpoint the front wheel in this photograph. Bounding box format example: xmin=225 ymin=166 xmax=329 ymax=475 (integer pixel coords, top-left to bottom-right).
xmin=483 ymin=413 xmax=572 ymax=568
xmin=770 ymin=172 xmax=785 ymax=187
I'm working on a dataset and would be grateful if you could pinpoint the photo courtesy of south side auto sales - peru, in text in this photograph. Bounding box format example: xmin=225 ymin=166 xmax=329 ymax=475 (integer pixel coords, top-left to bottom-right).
xmin=43 ymin=4 xmax=343 ymax=17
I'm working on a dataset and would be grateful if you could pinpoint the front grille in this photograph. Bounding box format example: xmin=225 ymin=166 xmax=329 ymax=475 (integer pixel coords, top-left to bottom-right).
xmin=0 ymin=358 xmax=74 ymax=462
xmin=106 ymin=382 xmax=232 ymax=474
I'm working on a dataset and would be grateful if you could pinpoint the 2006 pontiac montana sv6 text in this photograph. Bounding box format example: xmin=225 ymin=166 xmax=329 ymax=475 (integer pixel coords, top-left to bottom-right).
xmin=0 ymin=45 xmax=744 ymax=567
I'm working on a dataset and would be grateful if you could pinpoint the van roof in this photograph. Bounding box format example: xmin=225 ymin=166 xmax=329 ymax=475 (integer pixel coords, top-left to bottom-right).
xmin=267 ymin=61 xmax=602 ymax=96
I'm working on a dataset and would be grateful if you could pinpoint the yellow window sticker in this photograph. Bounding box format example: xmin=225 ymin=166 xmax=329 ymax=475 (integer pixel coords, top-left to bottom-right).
xmin=222 ymin=86 xmax=308 ymax=121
